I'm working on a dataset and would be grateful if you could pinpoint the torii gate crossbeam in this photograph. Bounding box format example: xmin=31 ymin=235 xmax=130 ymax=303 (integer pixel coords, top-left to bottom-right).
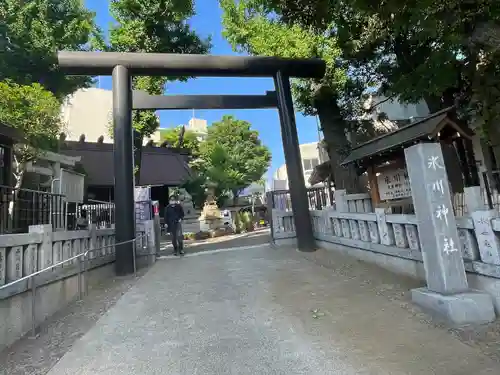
xmin=132 ymin=91 xmax=278 ymax=110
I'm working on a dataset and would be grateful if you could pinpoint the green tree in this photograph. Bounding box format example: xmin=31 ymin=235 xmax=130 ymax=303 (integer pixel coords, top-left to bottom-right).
xmin=180 ymin=145 xmax=238 ymax=209
xmin=222 ymin=0 xmax=500 ymax=190
xmin=159 ymin=127 xmax=201 ymax=156
xmin=0 ymin=81 xmax=63 ymax=189
xmin=200 ymin=115 xmax=271 ymax=204
xmin=180 ymin=173 xmax=207 ymax=209
xmin=103 ymin=0 xmax=212 ymax=184
xmin=221 ymin=0 xmax=380 ymax=192
xmin=0 ymin=0 xmax=100 ymax=98
xmin=248 ymin=0 xmax=500 ymax=143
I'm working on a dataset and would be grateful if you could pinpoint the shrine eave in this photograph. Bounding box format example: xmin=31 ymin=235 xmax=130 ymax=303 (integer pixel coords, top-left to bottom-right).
xmin=0 ymin=122 xmax=24 ymax=145
xmin=341 ymin=107 xmax=472 ymax=167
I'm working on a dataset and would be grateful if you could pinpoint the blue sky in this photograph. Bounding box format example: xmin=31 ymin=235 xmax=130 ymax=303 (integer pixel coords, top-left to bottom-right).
xmin=85 ymin=0 xmax=321 ymax=178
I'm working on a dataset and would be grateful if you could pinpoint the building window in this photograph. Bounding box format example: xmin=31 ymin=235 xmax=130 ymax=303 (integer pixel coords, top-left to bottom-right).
xmin=303 ymin=158 xmax=319 ymax=171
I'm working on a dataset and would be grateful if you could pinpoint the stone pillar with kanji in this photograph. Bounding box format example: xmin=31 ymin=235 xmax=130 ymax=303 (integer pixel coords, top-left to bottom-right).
xmin=405 ymin=142 xmax=495 ymax=325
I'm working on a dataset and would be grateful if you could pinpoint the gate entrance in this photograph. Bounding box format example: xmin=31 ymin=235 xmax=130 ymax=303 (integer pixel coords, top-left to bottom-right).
xmin=57 ymin=51 xmax=326 ymax=275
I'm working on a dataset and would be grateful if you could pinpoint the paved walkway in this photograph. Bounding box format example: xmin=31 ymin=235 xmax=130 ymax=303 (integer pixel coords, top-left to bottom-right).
xmin=42 ymin=245 xmax=500 ymax=375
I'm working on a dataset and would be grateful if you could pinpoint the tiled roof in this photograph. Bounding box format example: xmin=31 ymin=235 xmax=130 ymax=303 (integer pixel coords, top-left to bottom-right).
xmin=0 ymin=123 xmax=23 ymax=143
xmin=341 ymin=107 xmax=472 ymax=166
xmin=60 ymin=141 xmax=191 ymax=186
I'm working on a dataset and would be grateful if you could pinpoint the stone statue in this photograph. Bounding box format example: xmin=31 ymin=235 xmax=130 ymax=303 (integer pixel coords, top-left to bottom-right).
xmin=199 ymin=180 xmax=223 ymax=231
xmin=201 ymin=181 xmax=221 ymax=219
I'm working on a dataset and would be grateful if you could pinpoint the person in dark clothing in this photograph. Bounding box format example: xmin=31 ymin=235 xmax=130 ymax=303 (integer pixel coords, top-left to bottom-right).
xmin=164 ymin=195 xmax=185 ymax=255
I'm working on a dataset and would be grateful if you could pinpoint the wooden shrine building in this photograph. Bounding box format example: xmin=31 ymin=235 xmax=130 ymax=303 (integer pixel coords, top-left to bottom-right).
xmin=341 ymin=107 xmax=479 ymax=213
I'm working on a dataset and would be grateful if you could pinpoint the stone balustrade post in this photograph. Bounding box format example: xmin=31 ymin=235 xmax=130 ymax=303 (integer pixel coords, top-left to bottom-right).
xmin=471 ymin=210 xmax=500 ymax=265
xmin=464 ymin=186 xmax=485 ymax=213
xmin=29 ymin=224 xmax=52 ymax=272
xmin=375 ymin=208 xmax=395 ymax=246
xmin=334 ymin=189 xmax=348 ymax=212
xmin=404 ymin=142 xmax=495 ymax=325
xmin=89 ymin=224 xmax=97 ymax=259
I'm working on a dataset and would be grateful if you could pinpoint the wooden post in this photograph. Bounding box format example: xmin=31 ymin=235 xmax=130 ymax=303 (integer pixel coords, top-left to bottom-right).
xmin=367 ymin=165 xmax=380 ymax=208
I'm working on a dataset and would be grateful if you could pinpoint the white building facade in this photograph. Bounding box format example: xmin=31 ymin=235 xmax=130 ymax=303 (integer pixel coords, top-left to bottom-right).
xmin=270 ymin=95 xmax=431 ymax=191
xmin=60 ymin=88 xmax=209 ymax=146
xmin=272 ymin=142 xmax=325 ymax=190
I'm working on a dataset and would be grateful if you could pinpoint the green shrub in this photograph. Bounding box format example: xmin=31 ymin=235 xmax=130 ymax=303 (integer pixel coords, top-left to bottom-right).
xmin=243 ymin=212 xmax=254 ymax=232
xmin=183 ymin=232 xmax=195 ymax=240
xmin=234 ymin=212 xmax=243 ymax=234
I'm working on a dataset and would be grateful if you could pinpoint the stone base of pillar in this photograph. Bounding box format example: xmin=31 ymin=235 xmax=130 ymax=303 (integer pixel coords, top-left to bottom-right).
xmin=136 ymin=253 xmax=156 ymax=268
xmin=411 ymin=287 xmax=496 ymax=325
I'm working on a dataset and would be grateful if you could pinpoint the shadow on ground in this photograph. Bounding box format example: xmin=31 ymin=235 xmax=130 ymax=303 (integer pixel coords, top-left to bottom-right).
xmin=159 ymin=229 xmax=271 ymax=255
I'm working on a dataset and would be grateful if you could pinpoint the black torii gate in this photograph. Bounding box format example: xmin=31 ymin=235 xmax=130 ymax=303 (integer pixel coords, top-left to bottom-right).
xmin=57 ymin=51 xmax=326 ymax=275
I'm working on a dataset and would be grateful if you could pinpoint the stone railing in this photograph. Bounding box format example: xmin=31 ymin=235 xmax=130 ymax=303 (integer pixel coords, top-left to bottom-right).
xmin=272 ymin=188 xmax=500 ymax=282
xmin=309 ymin=208 xmax=500 ymax=280
xmin=312 ymin=209 xmax=422 ymax=262
xmin=271 ymin=143 xmax=500 ymax=324
xmin=0 ymin=225 xmax=117 ymax=290
xmin=0 ymin=223 xmax=152 ymax=352
xmin=344 ymin=192 xmax=373 ymax=213
xmin=271 ymin=209 xmax=295 ymax=240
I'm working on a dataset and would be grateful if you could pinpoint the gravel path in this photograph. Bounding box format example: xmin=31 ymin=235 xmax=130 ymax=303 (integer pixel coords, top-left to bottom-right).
xmin=40 ymin=246 xmax=500 ymax=375
xmin=0 ymin=268 xmax=149 ymax=375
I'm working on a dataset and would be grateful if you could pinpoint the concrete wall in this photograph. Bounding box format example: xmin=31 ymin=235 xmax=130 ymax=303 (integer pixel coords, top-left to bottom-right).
xmin=0 ymin=261 xmax=114 ymax=352
xmin=61 ymin=88 xmax=114 ymax=143
xmin=61 ymin=88 xmax=162 ymax=145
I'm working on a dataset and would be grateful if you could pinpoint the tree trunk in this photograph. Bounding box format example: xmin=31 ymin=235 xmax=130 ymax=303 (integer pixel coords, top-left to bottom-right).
xmin=133 ymin=132 xmax=144 ymax=186
xmin=424 ymin=95 xmax=445 ymax=113
xmin=8 ymin=157 xmax=25 ymax=231
xmin=314 ymin=94 xmax=365 ymax=193
xmin=232 ymin=189 xmax=239 ymax=206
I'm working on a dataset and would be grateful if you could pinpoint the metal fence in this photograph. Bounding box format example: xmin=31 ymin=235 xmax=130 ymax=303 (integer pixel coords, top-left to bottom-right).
xmin=307 ymin=186 xmax=335 ymax=210
xmin=0 ymin=184 xmax=66 ymax=234
xmin=66 ymin=200 xmax=116 ymax=230
xmin=270 ymin=185 xmax=335 ymax=211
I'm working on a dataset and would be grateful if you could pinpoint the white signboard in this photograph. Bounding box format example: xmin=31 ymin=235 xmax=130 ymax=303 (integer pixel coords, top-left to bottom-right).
xmin=377 ymin=168 xmax=412 ymax=200
xmin=59 ymin=169 xmax=85 ymax=203
xmin=134 ymin=186 xmax=151 ymax=202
